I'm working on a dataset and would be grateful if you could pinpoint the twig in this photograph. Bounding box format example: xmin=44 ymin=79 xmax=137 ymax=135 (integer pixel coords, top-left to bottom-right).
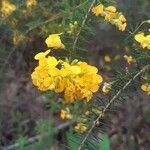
xmin=78 ymin=65 xmax=150 ymax=150
xmin=2 ymin=120 xmax=75 ymax=150
xmin=71 ymin=0 xmax=96 ymax=58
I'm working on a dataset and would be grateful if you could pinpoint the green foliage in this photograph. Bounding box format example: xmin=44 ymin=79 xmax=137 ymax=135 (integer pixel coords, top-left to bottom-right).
xmin=14 ymin=119 xmax=54 ymax=150
xmin=67 ymin=131 xmax=81 ymax=150
xmin=98 ymin=134 xmax=110 ymax=150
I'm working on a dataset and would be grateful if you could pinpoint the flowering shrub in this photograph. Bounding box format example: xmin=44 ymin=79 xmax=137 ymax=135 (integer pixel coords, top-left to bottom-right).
xmin=1 ymin=0 xmax=149 ymax=149
xmin=31 ymin=31 xmax=103 ymax=132
xmin=30 ymin=2 xmax=150 ymax=135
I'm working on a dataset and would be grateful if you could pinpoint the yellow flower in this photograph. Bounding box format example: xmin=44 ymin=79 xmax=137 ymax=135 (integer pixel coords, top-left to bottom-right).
xmin=117 ymin=21 xmax=127 ymax=31
xmin=124 ymin=55 xmax=135 ymax=64
xmin=46 ymin=56 xmax=58 ymax=68
xmin=119 ymin=14 xmax=126 ymax=22
xmin=31 ymin=50 xmax=103 ymax=103
xmin=141 ymin=84 xmax=150 ymax=95
xmin=91 ymin=4 xmax=127 ymax=31
xmin=135 ymin=33 xmax=150 ymax=49
xmin=1 ymin=0 xmax=16 ymax=17
xmin=77 ymin=62 xmax=98 ymax=74
xmin=26 ymin=0 xmax=37 ymax=8
xmin=91 ymin=4 xmax=104 ymax=16
xmin=104 ymin=55 xmax=111 ymax=62
xmin=105 ymin=6 xmax=117 ymax=13
xmin=45 ymin=34 xmax=63 ymax=49
xmin=60 ymin=62 xmax=81 ymax=77
xmin=115 ymin=15 xmax=127 ymax=31
xmin=60 ymin=108 xmax=72 ymax=119
xmin=74 ymin=123 xmax=87 ymax=133
xmin=104 ymin=12 xmax=117 ymax=21
xmin=34 ymin=49 xmax=50 ymax=60
xmin=102 ymin=82 xmax=111 ymax=94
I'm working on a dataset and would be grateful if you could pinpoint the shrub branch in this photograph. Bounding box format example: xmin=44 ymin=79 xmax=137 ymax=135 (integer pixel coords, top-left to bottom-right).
xmin=71 ymin=0 xmax=96 ymax=59
xmin=78 ymin=64 xmax=150 ymax=150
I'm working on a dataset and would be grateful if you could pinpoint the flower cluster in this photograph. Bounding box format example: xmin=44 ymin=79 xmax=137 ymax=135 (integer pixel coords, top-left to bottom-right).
xmin=31 ymin=34 xmax=103 ymax=103
xmin=91 ymin=4 xmax=127 ymax=31
xmin=45 ymin=34 xmax=64 ymax=49
xmin=134 ymin=32 xmax=150 ymax=49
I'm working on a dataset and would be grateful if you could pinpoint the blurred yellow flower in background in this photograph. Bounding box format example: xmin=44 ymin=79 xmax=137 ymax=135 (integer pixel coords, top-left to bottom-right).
xmin=141 ymin=84 xmax=150 ymax=95
xmin=75 ymin=123 xmax=87 ymax=133
xmin=1 ymin=0 xmax=16 ymax=17
xmin=26 ymin=0 xmax=37 ymax=8
xmin=124 ymin=55 xmax=135 ymax=64
xmin=135 ymin=33 xmax=150 ymax=49
xmin=45 ymin=34 xmax=63 ymax=49
xmin=104 ymin=55 xmax=111 ymax=62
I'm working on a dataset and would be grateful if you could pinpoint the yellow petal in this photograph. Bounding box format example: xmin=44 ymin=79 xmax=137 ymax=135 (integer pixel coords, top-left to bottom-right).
xmin=91 ymin=4 xmax=104 ymax=16
xmin=45 ymin=34 xmax=62 ymax=49
xmin=105 ymin=6 xmax=116 ymax=13
xmin=47 ymin=56 xmax=58 ymax=67
xmin=34 ymin=49 xmax=50 ymax=60
xmin=134 ymin=33 xmax=145 ymax=42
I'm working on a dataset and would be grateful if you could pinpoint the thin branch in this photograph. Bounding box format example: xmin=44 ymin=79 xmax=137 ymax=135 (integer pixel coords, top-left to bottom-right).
xmin=71 ymin=0 xmax=96 ymax=58
xmin=2 ymin=120 xmax=75 ymax=150
xmin=78 ymin=64 xmax=150 ymax=150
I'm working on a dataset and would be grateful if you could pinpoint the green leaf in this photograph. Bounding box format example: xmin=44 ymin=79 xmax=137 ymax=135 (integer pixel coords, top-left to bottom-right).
xmin=98 ymin=134 xmax=110 ymax=150
xmin=67 ymin=132 xmax=81 ymax=150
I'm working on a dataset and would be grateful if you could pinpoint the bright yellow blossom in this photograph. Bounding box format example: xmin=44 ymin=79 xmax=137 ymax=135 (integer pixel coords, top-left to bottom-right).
xmin=134 ymin=33 xmax=150 ymax=49
xmin=124 ymin=55 xmax=135 ymax=64
xmin=34 ymin=49 xmax=51 ymax=60
xmin=31 ymin=49 xmax=103 ymax=103
xmin=91 ymin=4 xmax=104 ymax=16
xmin=141 ymin=84 xmax=150 ymax=95
xmin=75 ymin=123 xmax=87 ymax=133
xmin=45 ymin=34 xmax=63 ymax=49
